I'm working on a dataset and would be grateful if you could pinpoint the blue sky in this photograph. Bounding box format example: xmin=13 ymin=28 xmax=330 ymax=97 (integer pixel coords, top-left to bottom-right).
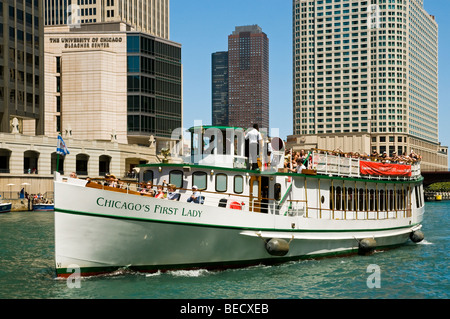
xmin=171 ymin=0 xmax=450 ymax=150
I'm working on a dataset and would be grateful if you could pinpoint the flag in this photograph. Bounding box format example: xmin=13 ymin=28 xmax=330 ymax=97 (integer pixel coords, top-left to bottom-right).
xmin=57 ymin=135 xmax=70 ymax=156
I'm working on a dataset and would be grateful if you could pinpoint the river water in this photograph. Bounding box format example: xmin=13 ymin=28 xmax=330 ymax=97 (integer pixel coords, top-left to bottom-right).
xmin=0 ymin=202 xmax=448 ymax=300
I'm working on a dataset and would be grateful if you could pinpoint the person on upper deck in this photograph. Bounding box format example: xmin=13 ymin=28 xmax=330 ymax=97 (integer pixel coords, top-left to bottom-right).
xmin=245 ymin=124 xmax=263 ymax=170
xmin=371 ymin=150 xmax=379 ymax=161
xmin=296 ymin=158 xmax=306 ymax=174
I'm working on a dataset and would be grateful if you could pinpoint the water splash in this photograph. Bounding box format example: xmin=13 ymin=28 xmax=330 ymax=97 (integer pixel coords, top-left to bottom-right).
xmin=416 ymin=239 xmax=433 ymax=245
xmin=167 ymin=269 xmax=211 ymax=277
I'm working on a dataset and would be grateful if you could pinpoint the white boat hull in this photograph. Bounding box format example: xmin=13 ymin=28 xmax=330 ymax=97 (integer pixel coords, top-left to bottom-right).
xmin=54 ymin=176 xmax=423 ymax=277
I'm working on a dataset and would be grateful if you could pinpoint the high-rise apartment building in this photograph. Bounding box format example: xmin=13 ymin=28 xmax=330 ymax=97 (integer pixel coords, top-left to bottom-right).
xmin=291 ymin=0 xmax=447 ymax=170
xmin=44 ymin=0 xmax=170 ymax=40
xmin=211 ymin=51 xmax=229 ymax=126
xmin=0 ymin=0 xmax=44 ymax=135
xmin=228 ymin=25 xmax=269 ymax=130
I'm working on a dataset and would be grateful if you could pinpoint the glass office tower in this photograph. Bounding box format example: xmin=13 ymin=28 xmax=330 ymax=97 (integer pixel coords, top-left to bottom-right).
xmin=127 ymin=32 xmax=182 ymax=141
xmin=211 ymin=51 xmax=229 ymax=126
xmin=0 ymin=0 xmax=44 ymax=134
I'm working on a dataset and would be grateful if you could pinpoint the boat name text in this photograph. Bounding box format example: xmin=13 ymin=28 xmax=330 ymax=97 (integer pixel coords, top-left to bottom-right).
xmin=96 ymin=197 xmax=202 ymax=218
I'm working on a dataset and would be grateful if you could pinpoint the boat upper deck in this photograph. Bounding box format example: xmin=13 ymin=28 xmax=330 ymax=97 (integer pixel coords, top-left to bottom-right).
xmin=309 ymin=151 xmax=421 ymax=181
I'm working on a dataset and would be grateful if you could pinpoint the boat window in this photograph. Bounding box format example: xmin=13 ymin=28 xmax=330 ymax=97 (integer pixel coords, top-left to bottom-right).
xmin=193 ymin=171 xmax=207 ymax=190
xmin=359 ymin=188 xmax=364 ymax=211
xmin=143 ymin=170 xmax=153 ymax=183
xmin=274 ymin=183 xmax=281 ymax=201
xmin=375 ymin=189 xmax=379 ymax=211
xmin=401 ymin=187 xmax=406 ymax=210
xmin=415 ymin=185 xmax=420 ymax=208
xmin=369 ymin=189 xmax=375 ymax=211
xmin=215 ymin=173 xmax=227 ymax=192
xmin=419 ymin=185 xmax=423 ymax=208
xmin=336 ymin=186 xmax=341 ymax=210
xmin=169 ymin=170 xmax=183 ymax=189
xmin=347 ymin=188 xmax=353 ymax=211
xmin=329 ymin=186 xmax=335 ymax=210
xmin=364 ymin=188 xmax=368 ymax=212
xmin=380 ymin=189 xmax=385 ymax=211
xmin=234 ymin=175 xmax=244 ymax=194
xmin=389 ymin=189 xmax=394 ymax=211
xmin=252 ymin=180 xmax=259 ymax=196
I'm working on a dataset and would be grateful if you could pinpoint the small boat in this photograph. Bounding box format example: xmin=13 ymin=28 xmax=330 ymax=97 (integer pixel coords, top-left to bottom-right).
xmin=0 ymin=202 xmax=12 ymax=213
xmin=435 ymin=194 xmax=442 ymax=201
xmin=33 ymin=203 xmax=55 ymax=212
xmin=54 ymin=126 xmax=426 ymax=278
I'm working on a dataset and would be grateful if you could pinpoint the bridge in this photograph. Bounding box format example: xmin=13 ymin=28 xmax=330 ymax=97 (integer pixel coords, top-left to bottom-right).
xmin=421 ymin=171 xmax=450 ymax=187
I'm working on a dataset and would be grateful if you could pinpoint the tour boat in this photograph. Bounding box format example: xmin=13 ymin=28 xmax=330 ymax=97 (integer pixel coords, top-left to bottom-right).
xmin=32 ymin=203 xmax=55 ymax=212
xmin=0 ymin=202 xmax=12 ymax=213
xmin=54 ymin=126 xmax=425 ymax=278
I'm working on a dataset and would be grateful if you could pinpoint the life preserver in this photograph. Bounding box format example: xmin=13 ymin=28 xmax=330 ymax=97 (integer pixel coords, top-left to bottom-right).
xmin=229 ymin=201 xmax=242 ymax=210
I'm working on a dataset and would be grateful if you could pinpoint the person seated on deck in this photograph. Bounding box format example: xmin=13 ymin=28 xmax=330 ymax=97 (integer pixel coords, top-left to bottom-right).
xmin=167 ymin=184 xmax=179 ymax=200
xmin=187 ymin=185 xmax=201 ymax=204
xmin=155 ymin=185 xmax=165 ymax=198
xmin=140 ymin=181 xmax=155 ymax=196
xmin=69 ymin=172 xmax=77 ymax=178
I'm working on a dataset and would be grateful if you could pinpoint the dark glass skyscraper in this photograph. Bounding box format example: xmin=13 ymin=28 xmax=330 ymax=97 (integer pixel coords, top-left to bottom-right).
xmin=0 ymin=0 xmax=44 ymax=134
xmin=228 ymin=25 xmax=269 ymax=130
xmin=127 ymin=32 xmax=182 ymax=141
xmin=211 ymin=51 xmax=228 ymax=126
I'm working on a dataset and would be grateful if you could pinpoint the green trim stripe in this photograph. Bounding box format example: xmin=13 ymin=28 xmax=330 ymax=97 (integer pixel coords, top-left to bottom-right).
xmin=55 ymin=207 xmax=419 ymax=234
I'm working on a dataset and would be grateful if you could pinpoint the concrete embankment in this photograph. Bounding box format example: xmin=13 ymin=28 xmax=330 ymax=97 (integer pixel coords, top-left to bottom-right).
xmin=9 ymin=199 xmax=32 ymax=212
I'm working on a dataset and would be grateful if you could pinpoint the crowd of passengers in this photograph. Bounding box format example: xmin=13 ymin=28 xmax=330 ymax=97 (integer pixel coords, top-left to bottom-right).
xmin=83 ymin=172 xmax=182 ymax=201
xmin=284 ymin=149 xmax=422 ymax=173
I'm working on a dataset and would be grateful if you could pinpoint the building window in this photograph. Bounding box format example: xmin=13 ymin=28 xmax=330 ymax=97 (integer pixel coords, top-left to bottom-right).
xmin=127 ymin=56 xmax=140 ymax=73
xmin=56 ymin=77 xmax=61 ymax=92
xmin=127 ymin=36 xmax=140 ymax=53
xmin=56 ymin=57 xmax=61 ymax=73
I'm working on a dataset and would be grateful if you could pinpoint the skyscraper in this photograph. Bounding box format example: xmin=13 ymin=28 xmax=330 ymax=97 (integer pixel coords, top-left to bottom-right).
xmin=228 ymin=25 xmax=269 ymax=130
xmin=291 ymin=0 xmax=447 ymax=170
xmin=0 ymin=0 xmax=44 ymax=135
xmin=211 ymin=51 xmax=228 ymax=126
xmin=44 ymin=0 xmax=170 ymax=40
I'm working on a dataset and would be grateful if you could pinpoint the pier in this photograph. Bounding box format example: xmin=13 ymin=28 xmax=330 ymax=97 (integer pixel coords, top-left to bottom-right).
xmin=424 ymin=191 xmax=450 ymax=202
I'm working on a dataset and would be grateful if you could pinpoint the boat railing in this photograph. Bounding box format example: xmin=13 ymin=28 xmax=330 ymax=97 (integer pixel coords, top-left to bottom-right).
xmin=311 ymin=150 xmax=421 ymax=180
xmin=286 ymin=200 xmax=412 ymax=221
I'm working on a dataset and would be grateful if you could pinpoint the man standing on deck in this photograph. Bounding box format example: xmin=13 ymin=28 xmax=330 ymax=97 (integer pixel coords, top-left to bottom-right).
xmin=245 ymin=124 xmax=263 ymax=170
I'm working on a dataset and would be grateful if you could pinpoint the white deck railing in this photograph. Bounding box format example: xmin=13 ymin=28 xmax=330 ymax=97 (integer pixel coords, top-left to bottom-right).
xmin=311 ymin=151 xmax=421 ymax=180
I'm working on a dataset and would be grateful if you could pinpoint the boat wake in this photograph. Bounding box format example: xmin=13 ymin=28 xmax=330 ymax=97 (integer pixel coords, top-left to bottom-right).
xmin=144 ymin=269 xmax=212 ymax=278
xmin=167 ymin=269 xmax=211 ymax=277
xmin=416 ymin=239 xmax=433 ymax=245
